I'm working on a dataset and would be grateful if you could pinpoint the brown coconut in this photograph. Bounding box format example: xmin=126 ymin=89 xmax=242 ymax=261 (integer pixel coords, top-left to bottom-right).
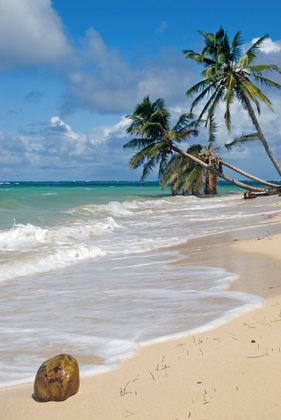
xmin=34 ymin=353 xmax=79 ymax=402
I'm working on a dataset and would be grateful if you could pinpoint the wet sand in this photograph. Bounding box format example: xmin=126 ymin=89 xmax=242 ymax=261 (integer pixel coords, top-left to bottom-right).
xmin=2 ymin=201 xmax=281 ymax=419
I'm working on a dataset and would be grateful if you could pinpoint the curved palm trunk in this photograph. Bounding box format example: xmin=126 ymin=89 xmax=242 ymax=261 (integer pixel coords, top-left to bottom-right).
xmin=243 ymin=94 xmax=281 ymax=177
xmin=219 ymin=159 xmax=279 ymax=188
xmin=171 ymin=145 xmax=281 ymax=193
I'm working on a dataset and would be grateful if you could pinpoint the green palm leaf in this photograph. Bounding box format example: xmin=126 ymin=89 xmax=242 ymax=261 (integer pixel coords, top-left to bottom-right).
xmin=183 ymin=27 xmax=281 ymax=177
xmin=225 ymin=133 xmax=260 ymax=150
xmin=124 ymin=96 xmax=206 ymax=183
xmin=182 ymin=165 xmax=205 ymax=195
xmin=185 ymin=28 xmax=281 ymax=176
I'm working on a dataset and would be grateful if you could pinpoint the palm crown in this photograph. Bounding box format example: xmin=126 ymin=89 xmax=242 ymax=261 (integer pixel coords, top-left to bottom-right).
xmin=183 ymin=28 xmax=281 ymax=175
xmin=184 ymin=29 xmax=281 ymax=129
xmin=124 ymin=96 xmax=198 ymax=182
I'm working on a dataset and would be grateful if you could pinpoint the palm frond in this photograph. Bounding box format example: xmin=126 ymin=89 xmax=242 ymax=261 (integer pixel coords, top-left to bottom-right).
xmin=203 ymin=86 xmax=225 ymax=124
xmin=231 ymin=31 xmax=243 ymax=61
xmin=154 ymin=97 xmax=168 ymax=110
xmin=188 ymin=144 xmax=203 ymax=155
xmin=123 ymin=137 xmax=155 ymax=150
xmin=208 ymin=114 xmax=218 ymax=146
xmin=183 ymin=49 xmax=215 ymax=67
xmin=189 ymin=82 xmax=219 ymax=115
xmin=160 ymin=156 xmax=189 ymax=189
xmin=245 ymin=79 xmax=272 ymax=110
xmin=140 ymin=157 xmax=159 ymax=182
xmin=245 ymin=34 xmax=269 ymax=58
xmin=170 ymin=128 xmax=199 ymax=142
xmin=252 ymin=74 xmax=281 ymax=91
xmin=186 ymin=79 xmax=214 ymax=98
xmin=129 ymin=143 xmax=161 ymax=169
xmin=158 ymin=154 xmax=170 ymax=179
xmin=182 ymin=165 xmax=204 ymax=195
xmin=171 ymin=113 xmax=195 ymax=131
xmin=160 ymin=142 xmax=204 ymax=194
xmin=236 ymin=53 xmax=250 ymax=69
xmin=225 ymin=132 xmax=260 ymax=150
xmin=140 ymin=121 xmax=166 ymax=137
xmin=224 ymin=74 xmax=236 ymax=131
xmin=237 ymin=79 xmax=262 ymax=112
xmin=249 ymin=63 xmax=281 ymax=76
xmin=146 ymin=142 xmax=169 ymax=159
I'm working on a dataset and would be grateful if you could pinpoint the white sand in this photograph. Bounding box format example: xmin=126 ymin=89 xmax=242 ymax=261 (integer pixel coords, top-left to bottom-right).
xmin=2 ymin=209 xmax=281 ymax=419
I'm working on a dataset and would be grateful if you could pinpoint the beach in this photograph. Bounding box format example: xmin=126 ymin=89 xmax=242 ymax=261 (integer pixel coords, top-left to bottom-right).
xmin=2 ymin=196 xmax=281 ymax=419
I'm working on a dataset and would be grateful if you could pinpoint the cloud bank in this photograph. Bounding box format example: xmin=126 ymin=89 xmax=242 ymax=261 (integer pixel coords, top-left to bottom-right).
xmin=0 ymin=0 xmax=73 ymax=71
xmin=60 ymin=28 xmax=194 ymax=115
xmin=0 ymin=116 xmax=135 ymax=180
xmin=1 ymin=1 xmax=281 ymax=181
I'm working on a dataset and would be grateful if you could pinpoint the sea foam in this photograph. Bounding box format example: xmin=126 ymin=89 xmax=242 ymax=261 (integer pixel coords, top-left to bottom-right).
xmin=0 ymin=185 xmax=280 ymax=387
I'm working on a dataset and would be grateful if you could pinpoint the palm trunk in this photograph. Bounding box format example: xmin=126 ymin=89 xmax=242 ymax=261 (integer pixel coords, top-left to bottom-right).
xmin=243 ymin=94 xmax=281 ymax=177
xmin=171 ymin=145 xmax=281 ymax=193
xmin=219 ymin=159 xmax=278 ymax=188
xmin=204 ymin=156 xmax=217 ymax=194
xmin=205 ymin=171 xmax=217 ymax=194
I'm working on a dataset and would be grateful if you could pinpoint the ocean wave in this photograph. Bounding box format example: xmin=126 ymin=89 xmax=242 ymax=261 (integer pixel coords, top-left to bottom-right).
xmin=0 ymin=244 xmax=105 ymax=282
xmin=68 ymin=194 xmax=241 ymax=219
xmin=0 ymin=217 xmax=120 ymax=250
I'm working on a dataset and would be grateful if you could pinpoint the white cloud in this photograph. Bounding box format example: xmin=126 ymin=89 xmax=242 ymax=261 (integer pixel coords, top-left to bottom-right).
xmin=102 ymin=117 xmax=129 ymax=138
xmin=15 ymin=116 xmax=128 ymax=160
xmin=251 ymin=37 xmax=281 ymax=54
xmin=0 ymin=132 xmax=26 ymax=153
xmin=221 ymin=147 xmax=252 ymax=161
xmin=61 ymin=30 xmax=194 ymax=115
xmin=0 ymin=115 xmax=134 ymax=180
xmin=40 ymin=117 xmax=100 ymax=157
xmin=0 ymin=5 xmax=193 ymax=115
xmin=0 ymin=0 xmax=73 ymax=71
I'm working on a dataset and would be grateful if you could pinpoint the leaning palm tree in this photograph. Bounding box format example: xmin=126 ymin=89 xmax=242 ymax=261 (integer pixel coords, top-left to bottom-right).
xmin=161 ymin=115 xmax=221 ymax=195
xmin=160 ymin=116 xmax=260 ymax=196
xmin=160 ymin=144 xmax=205 ymax=195
xmin=124 ymin=96 xmax=281 ymax=194
xmin=221 ymin=135 xmax=280 ymax=187
xmin=183 ymin=28 xmax=281 ymax=176
xmin=204 ymin=116 xmax=278 ymax=189
xmin=124 ymin=96 xmax=199 ymax=182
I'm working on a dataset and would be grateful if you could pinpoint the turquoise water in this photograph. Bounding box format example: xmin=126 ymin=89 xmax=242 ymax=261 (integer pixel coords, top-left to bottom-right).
xmin=0 ymin=180 xmax=246 ymax=229
xmin=0 ymin=181 xmax=167 ymax=229
xmin=0 ymin=180 xmax=280 ymax=387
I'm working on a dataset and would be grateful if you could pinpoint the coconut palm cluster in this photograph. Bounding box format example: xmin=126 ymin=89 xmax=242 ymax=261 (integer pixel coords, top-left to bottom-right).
xmin=123 ymin=28 xmax=281 ymax=196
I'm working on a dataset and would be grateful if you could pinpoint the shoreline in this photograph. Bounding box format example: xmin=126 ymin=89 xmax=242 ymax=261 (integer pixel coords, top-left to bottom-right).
xmin=2 ymin=206 xmax=281 ymax=418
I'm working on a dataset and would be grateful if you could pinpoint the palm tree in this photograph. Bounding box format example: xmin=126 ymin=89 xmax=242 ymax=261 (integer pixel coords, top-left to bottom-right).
xmin=183 ymin=28 xmax=281 ymax=176
xmin=201 ymin=114 xmax=220 ymax=194
xmin=160 ymin=116 xmax=261 ymax=196
xmin=161 ymin=115 xmax=220 ymax=195
xmin=124 ymin=96 xmax=281 ymax=194
xmin=160 ymin=144 xmax=205 ymax=195
xmin=123 ymin=96 xmax=199 ymax=182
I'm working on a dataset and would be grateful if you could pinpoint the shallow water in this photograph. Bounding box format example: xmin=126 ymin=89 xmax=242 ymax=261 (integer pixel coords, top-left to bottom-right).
xmin=0 ymin=181 xmax=279 ymax=387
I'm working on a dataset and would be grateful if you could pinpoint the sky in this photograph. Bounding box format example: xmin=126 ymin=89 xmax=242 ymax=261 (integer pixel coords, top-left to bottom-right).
xmin=1 ymin=0 xmax=281 ymax=182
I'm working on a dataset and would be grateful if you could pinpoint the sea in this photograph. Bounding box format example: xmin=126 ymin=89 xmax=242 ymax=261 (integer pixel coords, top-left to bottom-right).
xmin=1 ymin=180 xmax=281 ymax=388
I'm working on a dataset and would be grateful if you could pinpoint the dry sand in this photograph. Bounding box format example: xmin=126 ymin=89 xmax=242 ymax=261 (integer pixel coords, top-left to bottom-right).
xmin=2 ymin=200 xmax=281 ymax=419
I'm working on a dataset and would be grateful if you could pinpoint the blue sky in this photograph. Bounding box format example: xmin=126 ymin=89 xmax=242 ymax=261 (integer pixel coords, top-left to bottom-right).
xmin=1 ymin=0 xmax=281 ymax=181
